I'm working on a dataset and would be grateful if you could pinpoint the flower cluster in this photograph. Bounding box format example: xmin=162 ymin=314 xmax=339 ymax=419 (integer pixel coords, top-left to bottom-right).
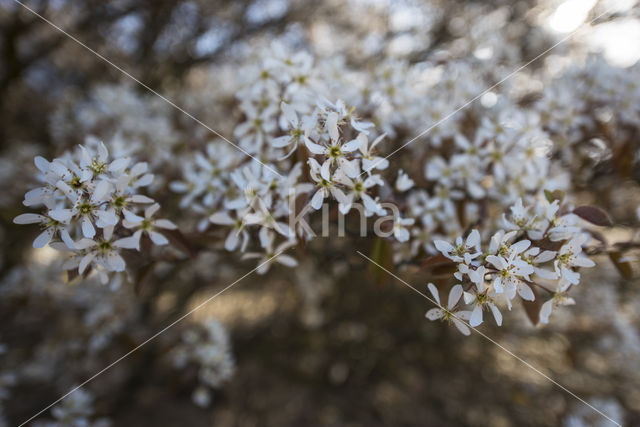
xmin=172 ymin=320 xmax=235 ymax=407
xmin=34 ymin=387 xmax=109 ymax=427
xmin=398 ymin=111 xmax=560 ymax=263
xmin=538 ymin=56 xmax=640 ymax=174
xmin=301 ymin=100 xmax=389 ymax=216
xmin=427 ymin=197 xmax=596 ymax=333
xmin=50 ymin=83 xmax=180 ymax=169
xmin=171 ymin=43 xmax=415 ymax=273
xmin=14 ymin=137 xmax=175 ymax=284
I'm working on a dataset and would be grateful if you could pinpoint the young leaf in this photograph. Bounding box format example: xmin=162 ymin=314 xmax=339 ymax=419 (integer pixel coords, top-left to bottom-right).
xmin=134 ymin=261 xmax=156 ymax=296
xmin=572 ymin=206 xmax=612 ymax=226
xmin=544 ymin=189 xmax=564 ymax=204
xmin=369 ymin=237 xmax=393 ymax=286
xmin=521 ymin=286 xmax=541 ymax=326
xmin=63 ymin=267 xmax=81 ymax=285
xmin=163 ymin=229 xmax=197 ymax=258
xmin=609 ymin=250 xmax=633 ymax=279
xmin=536 ymin=238 xmax=564 ymax=252
xmin=420 ymin=254 xmax=455 ymax=269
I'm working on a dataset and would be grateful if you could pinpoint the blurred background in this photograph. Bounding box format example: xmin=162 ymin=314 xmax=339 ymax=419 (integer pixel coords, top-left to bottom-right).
xmin=1 ymin=0 xmax=640 ymax=426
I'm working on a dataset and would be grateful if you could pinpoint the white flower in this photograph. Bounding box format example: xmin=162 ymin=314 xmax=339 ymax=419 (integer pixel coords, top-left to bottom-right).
xmin=332 ymin=168 xmax=383 ymax=215
xmin=242 ymin=237 xmax=298 ymax=275
xmin=234 ymin=101 xmax=277 ymax=153
xmin=104 ymin=174 xmax=154 ymax=225
xmin=539 ymin=292 xmax=575 ymax=324
xmin=173 ymin=319 xmax=235 ymax=407
xmin=554 ymin=234 xmax=595 ymax=285
xmin=307 ymin=158 xmax=349 ymax=210
xmin=392 ymin=215 xmax=415 ymax=242
xmin=395 ymin=169 xmax=414 ymax=192
xmin=502 ymin=198 xmax=534 ymax=231
xmin=425 ymin=283 xmax=472 ymax=336
xmin=78 ymin=140 xmax=129 ymax=177
xmin=319 ymin=98 xmax=374 ymax=134
xmin=16 ymin=140 xmax=173 ymax=285
xmin=487 ymin=230 xmax=518 ymax=257
xmin=127 ymin=161 xmax=155 ymax=189
xmin=209 ymin=209 xmax=250 ymax=252
xmin=424 ymin=156 xmax=453 ymax=183
xmin=73 ymin=226 xmax=133 ymax=276
xmin=304 ymin=112 xmax=361 ymax=178
xmin=192 ymin=386 xmax=211 ymax=408
xmin=50 ymin=387 xmax=94 ymax=425
xmin=63 ymin=179 xmax=118 ymax=238
xmin=271 ymin=102 xmax=315 ymax=159
xmin=434 ymin=229 xmax=481 ymax=263
xmin=486 ymin=252 xmax=535 ymax=302
xmin=244 ymin=201 xmax=294 ymax=243
xmin=13 ymin=212 xmax=75 ymax=248
xmin=463 ymin=288 xmax=503 ymax=327
xmin=121 ymin=203 xmax=177 ymax=248
xmin=355 ymin=132 xmax=389 ymax=173
xmin=548 ymin=213 xmax=581 ymax=242
xmin=522 ymin=247 xmax=558 ymax=280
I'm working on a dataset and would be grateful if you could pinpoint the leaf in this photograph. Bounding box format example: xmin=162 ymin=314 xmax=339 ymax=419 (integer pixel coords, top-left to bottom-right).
xmin=420 ymin=254 xmax=458 ymax=278
xmin=521 ymin=286 xmax=541 ymax=326
xmin=420 ymin=254 xmax=455 ymax=269
xmin=369 ymin=237 xmax=393 ymax=286
xmin=536 ymin=238 xmax=564 ymax=252
xmin=588 ymin=229 xmax=608 ymax=247
xmin=430 ymin=263 xmax=459 ymax=278
xmin=572 ymin=205 xmax=612 ymax=227
xmin=544 ymin=189 xmax=564 ymax=204
xmin=163 ymin=229 xmax=197 ymax=258
xmin=134 ymin=261 xmax=156 ymax=296
xmin=609 ymin=251 xmax=633 ymax=279
xmin=63 ymin=267 xmax=81 ymax=285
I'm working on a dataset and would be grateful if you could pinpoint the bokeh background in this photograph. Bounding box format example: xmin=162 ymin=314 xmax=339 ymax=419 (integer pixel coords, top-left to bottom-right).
xmin=1 ymin=0 xmax=640 ymax=426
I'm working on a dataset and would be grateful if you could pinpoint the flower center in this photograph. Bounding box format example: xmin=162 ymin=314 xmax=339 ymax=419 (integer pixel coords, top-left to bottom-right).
xmin=98 ymin=240 xmax=112 ymax=253
xmin=113 ymin=196 xmax=126 ymax=209
xmin=90 ymin=159 xmax=107 ymax=175
xmin=78 ymin=202 xmax=93 ymax=215
xmin=69 ymin=175 xmax=83 ymax=190
xmin=329 ymin=146 xmax=342 ymax=158
xmin=557 ymin=252 xmax=572 ymax=265
xmin=475 ymin=293 xmax=488 ymax=305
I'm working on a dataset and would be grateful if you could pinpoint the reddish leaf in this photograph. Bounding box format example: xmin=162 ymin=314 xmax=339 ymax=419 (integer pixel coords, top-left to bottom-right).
xmin=134 ymin=262 xmax=156 ymax=296
xmin=589 ymin=229 xmax=608 ymax=247
xmin=609 ymin=251 xmax=633 ymax=279
xmin=430 ymin=263 xmax=459 ymax=278
xmin=572 ymin=206 xmax=612 ymax=227
xmin=521 ymin=286 xmax=541 ymax=326
xmin=537 ymin=238 xmax=564 ymax=252
xmin=420 ymin=254 xmax=455 ymax=269
xmin=163 ymin=229 xmax=197 ymax=258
